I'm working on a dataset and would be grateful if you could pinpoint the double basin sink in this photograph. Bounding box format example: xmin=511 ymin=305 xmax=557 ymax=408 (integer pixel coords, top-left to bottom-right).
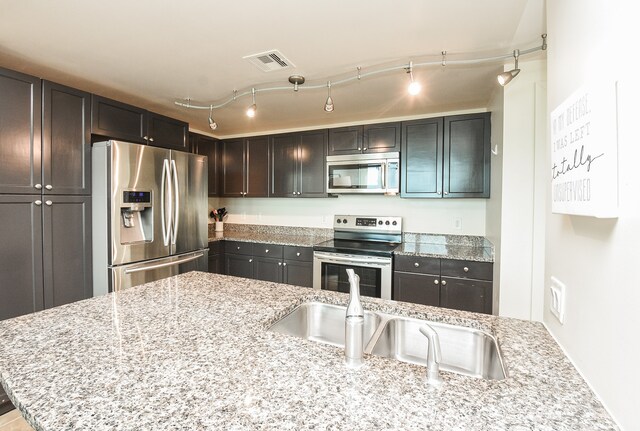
xmin=268 ymin=302 xmax=507 ymax=380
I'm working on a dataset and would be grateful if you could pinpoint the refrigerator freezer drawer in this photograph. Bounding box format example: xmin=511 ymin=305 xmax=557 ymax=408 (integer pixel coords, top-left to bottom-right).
xmin=110 ymin=250 xmax=208 ymax=292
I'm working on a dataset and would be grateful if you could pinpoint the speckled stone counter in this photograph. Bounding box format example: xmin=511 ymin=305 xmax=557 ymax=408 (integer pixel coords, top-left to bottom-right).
xmin=0 ymin=272 xmax=616 ymax=430
xmin=395 ymin=242 xmax=494 ymax=262
xmin=208 ymin=223 xmax=332 ymax=247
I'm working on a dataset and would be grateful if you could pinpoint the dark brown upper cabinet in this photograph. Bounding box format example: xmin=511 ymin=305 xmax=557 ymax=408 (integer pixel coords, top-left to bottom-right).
xmin=91 ymin=95 xmax=147 ymax=144
xmin=191 ymin=132 xmax=220 ymax=196
xmin=42 ymin=81 xmax=91 ymax=196
xmin=0 ymin=68 xmax=42 ymax=194
xmin=270 ymin=130 xmax=327 ymax=197
xmin=401 ymin=117 xmax=444 ymax=198
xmin=146 ymin=111 xmax=188 ymax=151
xmin=92 ymin=95 xmax=189 ymax=151
xmin=401 ymin=113 xmax=491 ymax=199
xmin=328 ymin=126 xmax=363 ymax=155
xmin=221 ymin=136 xmax=269 ymax=197
xmin=443 ymin=113 xmax=491 ymax=198
xmin=363 ymin=122 xmax=401 ymax=153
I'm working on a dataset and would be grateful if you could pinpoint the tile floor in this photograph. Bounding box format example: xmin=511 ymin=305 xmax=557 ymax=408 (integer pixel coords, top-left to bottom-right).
xmin=0 ymin=410 xmax=33 ymax=431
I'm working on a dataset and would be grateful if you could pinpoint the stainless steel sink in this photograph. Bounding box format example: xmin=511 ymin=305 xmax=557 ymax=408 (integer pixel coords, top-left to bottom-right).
xmin=268 ymin=302 xmax=507 ymax=380
xmin=268 ymin=302 xmax=382 ymax=348
xmin=368 ymin=317 xmax=507 ymax=380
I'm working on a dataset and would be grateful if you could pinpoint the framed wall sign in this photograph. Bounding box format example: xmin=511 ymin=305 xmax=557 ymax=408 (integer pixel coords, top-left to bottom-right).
xmin=550 ymin=82 xmax=618 ymax=218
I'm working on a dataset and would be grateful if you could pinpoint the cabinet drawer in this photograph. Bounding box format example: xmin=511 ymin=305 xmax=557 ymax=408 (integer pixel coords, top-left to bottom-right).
xmin=283 ymin=246 xmax=313 ymax=262
xmin=440 ymin=259 xmax=493 ymax=280
xmin=252 ymin=243 xmax=283 ymax=258
xmin=224 ymin=241 xmax=253 ymax=256
xmin=394 ymin=255 xmax=440 ymax=275
xmin=208 ymin=241 xmax=223 ymax=255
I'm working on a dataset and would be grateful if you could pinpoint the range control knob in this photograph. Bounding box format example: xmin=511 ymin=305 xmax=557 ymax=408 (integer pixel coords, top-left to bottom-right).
xmin=385 ymin=221 xmax=390 ymax=225
xmin=392 ymin=221 xmax=398 ymax=226
xmin=342 ymin=218 xmax=348 ymax=224
xmin=336 ymin=219 xmax=342 ymax=224
xmin=378 ymin=220 xmax=383 ymax=225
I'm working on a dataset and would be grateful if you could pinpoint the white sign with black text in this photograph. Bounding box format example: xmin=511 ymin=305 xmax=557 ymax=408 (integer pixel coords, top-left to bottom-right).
xmin=550 ymin=82 xmax=618 ymax=217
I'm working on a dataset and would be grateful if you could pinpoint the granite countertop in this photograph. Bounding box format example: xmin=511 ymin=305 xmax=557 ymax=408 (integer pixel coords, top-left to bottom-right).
xmin=0 ymin=272 xmax=616 ymax=430
xmin=208 ymin=231 xmax=330 ymax=248
xmin=394 ymin=242 xmax=494 ymax=262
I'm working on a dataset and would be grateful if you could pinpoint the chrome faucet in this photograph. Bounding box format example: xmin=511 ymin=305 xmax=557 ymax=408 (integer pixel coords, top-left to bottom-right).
xmin=345 ymin=269 xmax=364 ymax=368
xmin=419 ymin=325 xmax=443 ymax=386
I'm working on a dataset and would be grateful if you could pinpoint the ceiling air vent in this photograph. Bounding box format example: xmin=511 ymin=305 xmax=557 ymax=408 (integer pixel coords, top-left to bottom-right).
xmin=243 ymin=50 xmax=295 ymax=72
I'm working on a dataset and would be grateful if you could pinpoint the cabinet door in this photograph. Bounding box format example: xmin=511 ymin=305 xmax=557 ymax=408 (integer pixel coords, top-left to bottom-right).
xmin=192 ymin=133 xmax=220 ymax=196
xmin=221 ymin=139 xmax=245 ymax=196
xmin=225 ymin=254 xmax=254 ymax=278
xmin=443 ymin=113 xmax=491 ymax=198
xmin=245 ymin=136 xmax=269 ymax=197
xmin=253 ymin=256 xmax=283 ymax=283
xmin=42 ymin=196 xmax=92 ymax=308
xmin=363 ymin=122 xmax=400 ymax=153
xmin=0 ymin=195 xmax=44 ymax=320
xmin=91 ymin=95 xmax=147 ymax=144
xmin=299 ymin=130 xmax=327 ymax=197
xmin=328 ymin=126 xmax=363 ymax=155
xmin=207 ymin=254 xmax=224 ymax=274
xmin=393 ymin=272 xmax=440 ymax=306
xmin=42 ymin=81 xmax=91 ymax=196
xmin=147 ymin=112 xmax=189 ymax=151
xmin=270 ymin=133 xmax=297 ymax=197
xmin=440 ymin=277 xmax=492 ymax=314
xmin=401 ymin=117 xmax=444 ymax=197
xmin=283 ymin=260 xmax=312 ymax=287
xmin=0 ymin=68 xmax=41 ymax=194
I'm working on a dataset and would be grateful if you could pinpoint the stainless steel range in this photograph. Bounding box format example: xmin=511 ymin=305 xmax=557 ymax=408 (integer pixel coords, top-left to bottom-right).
xmin=313 ymin=215 xmax=402 ymax=300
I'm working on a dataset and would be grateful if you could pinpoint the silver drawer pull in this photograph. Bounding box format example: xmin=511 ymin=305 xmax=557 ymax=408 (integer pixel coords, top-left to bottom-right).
xmin=45 ymin=184 xmax=53 ymax=190
xmin=463 ymin=267 xmax=469 ymax=272
xmin=283 ymin=262 xmax=287 ymax=266
xmin=35 ymin=184 xmax=42 ymax=190
xmin=296 ymin=252 xmax=301 ymax=257
xmin=278 ymin=262 xmax=282 ymax=266
xmin=249 ymin=259 xmax=253 ymax=263
xmin=237 ymin=246 xmax=241 ymax=250
xmin=45 ymin=200 xmax=52 ymax=206
xmin=414 ymin=262 xmax=420 ymax=267
xmin=441 ymin=280 xmax=447 ymax=286
xmin=434 ymin=279 xmax=439 ymax=285
xmin=34 ymin=200 xmax=42 ymax=206
xmin=265 ymin=249 xmax=269 ymax=253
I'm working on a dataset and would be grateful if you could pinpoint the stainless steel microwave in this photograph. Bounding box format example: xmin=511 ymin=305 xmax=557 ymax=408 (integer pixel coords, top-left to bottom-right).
xmin=326 ymin=152 xmax=399 ymax=194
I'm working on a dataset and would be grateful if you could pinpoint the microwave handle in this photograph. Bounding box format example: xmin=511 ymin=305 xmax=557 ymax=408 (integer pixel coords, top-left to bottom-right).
xmin=381 ymin=161 xmax=387 ymax=190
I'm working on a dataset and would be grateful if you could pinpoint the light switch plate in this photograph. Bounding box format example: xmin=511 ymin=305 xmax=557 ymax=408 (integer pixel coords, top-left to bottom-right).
xmin=453 ymin=217 xmax=462 ymax=230
xmin=549 ymin=276 xmax=566 ymax=324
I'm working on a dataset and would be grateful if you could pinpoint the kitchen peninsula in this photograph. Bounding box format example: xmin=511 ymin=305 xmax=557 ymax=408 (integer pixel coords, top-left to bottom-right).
xmin=0 ymin=272 xmax=616 ymax=430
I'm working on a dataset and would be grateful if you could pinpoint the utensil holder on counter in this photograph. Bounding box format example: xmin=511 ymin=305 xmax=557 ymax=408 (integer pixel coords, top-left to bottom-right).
xmin=215 ymin=221 xmax=224 ymax=232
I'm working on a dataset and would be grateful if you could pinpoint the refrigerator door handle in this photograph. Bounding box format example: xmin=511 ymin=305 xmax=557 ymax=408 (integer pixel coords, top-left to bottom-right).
xmin=123 ymin=252 xmax=204 ymax=274
xmin=161 ymin=159 xmax=171 ymax=246
xmin=170 ymin=159 xmax=179 ymax=245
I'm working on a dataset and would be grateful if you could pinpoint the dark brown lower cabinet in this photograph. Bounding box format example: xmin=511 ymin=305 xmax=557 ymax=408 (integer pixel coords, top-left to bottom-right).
xmin=0 ymin=195 xmax=92 ymax=321
xmin=225 ymin=254 xmax=253 ymax=278
xmin=393 ymin=255 xmax=493 ymax=314
xmin=283 ymin=260 xmax=313 ymax=288
xmin=253 ymin=256 xmax=283 ymax=283
xmin=393 ymin=272 xmax=440 ymax=306
xmin=207 ymin=242 xmax=224 ymax=274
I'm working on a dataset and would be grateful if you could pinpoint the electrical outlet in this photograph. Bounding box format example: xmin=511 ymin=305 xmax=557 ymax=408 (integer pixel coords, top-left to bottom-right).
xmin=453 ymin=217 xmax=462 ymax=230
xmin=549 ymin=276 xmax=566 ymax=324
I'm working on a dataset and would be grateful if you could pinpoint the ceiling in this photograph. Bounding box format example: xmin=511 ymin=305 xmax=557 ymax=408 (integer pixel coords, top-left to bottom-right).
xmin=0 ymin=0 xmax=546 ymax=137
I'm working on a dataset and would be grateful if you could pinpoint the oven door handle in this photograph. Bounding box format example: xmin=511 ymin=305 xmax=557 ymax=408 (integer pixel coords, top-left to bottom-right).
xmin=314 ymin=252 xmax=391 ymax=266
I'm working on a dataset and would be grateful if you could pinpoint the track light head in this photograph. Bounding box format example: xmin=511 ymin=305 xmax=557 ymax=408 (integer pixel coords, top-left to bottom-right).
xmin=407 ymin=61 xmax=421 ymax=95
xmin=498 ymin=49 xmax=521 ymax=86
xmin=246 ymin=88 xmax=257 ymax=118
xmin=208 ymin=106 xmax=217 ymax=130
xmin=324 ymin=81 xmax=334 ymax=112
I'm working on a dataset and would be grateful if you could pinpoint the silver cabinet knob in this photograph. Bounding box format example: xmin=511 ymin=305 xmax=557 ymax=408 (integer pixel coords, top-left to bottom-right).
xmin=296 ymin=252 xmax=301 ymax=257
xmin=249 ymin=259 xmax=253 ymax=263
xmin=237 ymin=246 xmax=241 ymax=250
xmin=357 ymin=147 xmax=362 ymax=151
xmin=149 ymin=137 xmax=154 ymax=142
xmin=45 ymin=200 xmax=52 ymax=206
xmin=265 ymin=249 xmax=269 ymax=253
xmin=283 ymin=262 xmax=287 ymax=266
xmin=45 ymin=185 xmax=53 ymax=190
xmin=463 ymin=267 xmax=469 ymax=273
xmin=143 ymin=135 xmax=148 ymax=140
xmin=363 ymin=147 xmax=367 ymax=151
xmin=34 ymin=200 xmax=42 ymax=206
xmin=35 ymin=184 xmax=42 ymax=190
xmin=414 ymin=262 xmax=420 ymax=267
xmin=441 ymin=280 xmax=447 ymax=286
xmin=434 ymin=279 xmax=439 ymax=285
xmin=437 ymin=191 xmax=442 ymax=195
xmin=278 ymin=262 xmax=282 ymax=266
xmin=444 ymin=191 xmax=449 ymax=195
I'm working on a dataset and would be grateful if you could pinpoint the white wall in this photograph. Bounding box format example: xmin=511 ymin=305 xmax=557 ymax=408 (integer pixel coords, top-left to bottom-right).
xmin=210 ymin=196 xmax=486 ymax=235
xmin=545 ymin=1 xmax=640 ymax=429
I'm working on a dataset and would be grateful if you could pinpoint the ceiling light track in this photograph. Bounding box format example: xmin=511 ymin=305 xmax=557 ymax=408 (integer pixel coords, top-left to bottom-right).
xmin=176 ymin=35 xmax=547 ymax=125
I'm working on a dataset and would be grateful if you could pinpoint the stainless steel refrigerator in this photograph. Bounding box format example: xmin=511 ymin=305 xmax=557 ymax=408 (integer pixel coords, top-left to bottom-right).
xmin=92 ymin=140 xmax=208 ymax=294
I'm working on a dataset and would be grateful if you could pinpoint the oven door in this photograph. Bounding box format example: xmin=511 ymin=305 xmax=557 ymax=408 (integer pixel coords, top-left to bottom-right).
xmin=313 ymin=251 xmax=392 ymax=299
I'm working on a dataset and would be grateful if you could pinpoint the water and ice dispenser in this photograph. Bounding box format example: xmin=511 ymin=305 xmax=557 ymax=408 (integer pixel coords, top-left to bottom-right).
xmin=119 ymin=191 xmax=153 ymax=244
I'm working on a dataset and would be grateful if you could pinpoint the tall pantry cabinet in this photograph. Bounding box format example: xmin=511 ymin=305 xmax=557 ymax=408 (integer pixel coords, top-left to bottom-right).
xmin=0 ymin=68 xmax=92 ymax=321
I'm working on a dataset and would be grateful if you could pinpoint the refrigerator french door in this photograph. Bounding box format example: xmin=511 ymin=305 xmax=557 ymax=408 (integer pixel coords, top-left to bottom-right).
xmin=92 ymin=141 xmax=208 ymax=295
